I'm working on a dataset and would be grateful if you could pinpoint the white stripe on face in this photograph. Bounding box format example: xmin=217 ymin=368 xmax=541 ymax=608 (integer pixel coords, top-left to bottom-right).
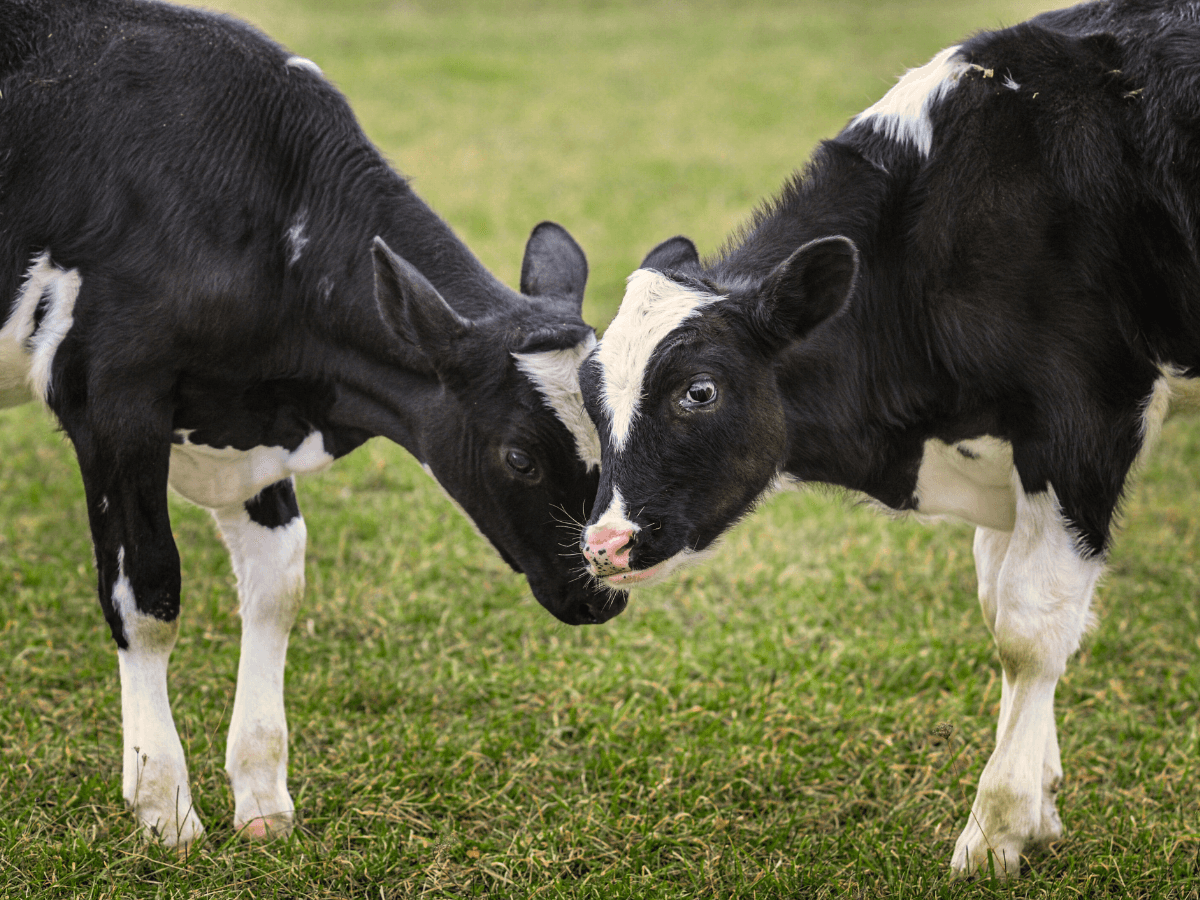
xmin=850 ymin=44 xmax=966 ymax=156
xmin=595 ymin=269 xmax=719 ymax=452
xmin=514 ymin=333 xmax=601 ymax=470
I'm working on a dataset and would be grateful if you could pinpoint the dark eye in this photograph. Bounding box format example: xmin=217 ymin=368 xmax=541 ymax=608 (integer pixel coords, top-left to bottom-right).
xmin=504 ymin=448 xmax=536 ymax=476
xmin=681 ymin=377 xmax=717 ymax=409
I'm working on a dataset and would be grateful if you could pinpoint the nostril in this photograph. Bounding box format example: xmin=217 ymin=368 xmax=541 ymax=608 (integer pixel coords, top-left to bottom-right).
xmin=582 ymin=524 xmax=640 ymax=571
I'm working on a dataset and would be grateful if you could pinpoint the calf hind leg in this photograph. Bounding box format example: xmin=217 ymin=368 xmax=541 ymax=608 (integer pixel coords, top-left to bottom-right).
xmin=210 ymin=480 xmax=306 ymax=840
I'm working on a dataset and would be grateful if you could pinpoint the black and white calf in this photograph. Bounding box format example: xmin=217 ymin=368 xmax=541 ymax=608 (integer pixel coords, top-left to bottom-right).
xmin=578 ymin=0 xmax=1200 ymax=878
xmin=0 ymin=0 xmax=614 ymax=848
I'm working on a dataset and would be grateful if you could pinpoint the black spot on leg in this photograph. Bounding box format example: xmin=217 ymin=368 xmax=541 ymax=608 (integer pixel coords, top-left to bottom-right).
xmin=246 ymin=480 xmax=301 ymax=529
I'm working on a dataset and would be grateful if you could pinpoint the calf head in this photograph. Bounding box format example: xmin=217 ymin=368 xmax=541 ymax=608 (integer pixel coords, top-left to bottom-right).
xmin=579 ymin=234 xmax=858 ymax=590
xmin=373 ymin=224 xmax=624 ymax=625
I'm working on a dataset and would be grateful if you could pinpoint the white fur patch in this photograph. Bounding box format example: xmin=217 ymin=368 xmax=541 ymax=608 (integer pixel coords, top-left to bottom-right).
xmin=596 ymin=269 xmax=720 ymax=451
xmin=850 ymin=44 xmax=966 ymax=156
xmin=912 ymin=436 xmax=1016 ymax=531
xmin=285 ymin=56 xmax=323 ymax=76
xmin=285 ymin=213 xmax=309 ymax=266
xmin=213 ymin=504 xmax=304 ymax=835
xmin=168 ymin=431 xmax=334 ymax=510
xmin=112 ymin=547 xmax=205 ymax=847
xmin=0 ymin=252 xmax=80 ymax=407
xmin=589 ymin=486 xmax=630 ymax=535
xmin=951 ymin=476 xmax=1101 ymax=876
xmin=514 ymin=332 xmax=601 ymax=470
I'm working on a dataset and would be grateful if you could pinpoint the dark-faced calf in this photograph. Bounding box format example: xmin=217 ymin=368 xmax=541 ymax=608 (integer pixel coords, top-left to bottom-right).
xmin=577 ymin=0 xmax=1199 ymax=878
xmin=0 ymin=0 xmax=612 ymax=847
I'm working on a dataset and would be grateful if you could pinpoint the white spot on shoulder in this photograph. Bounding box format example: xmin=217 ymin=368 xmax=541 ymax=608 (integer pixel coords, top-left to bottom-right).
xmin=850 ymin=44 xmax=966 ymax=156
xmin=596 ymin=269 xmax=720 ymax=451
xmin=285 ymin=56 xmax=322 ymax=76
xmin=1002 ymin=72 xmax=1020 ymax=91
xmin=514 ymin=332 xmax=601 ymax=470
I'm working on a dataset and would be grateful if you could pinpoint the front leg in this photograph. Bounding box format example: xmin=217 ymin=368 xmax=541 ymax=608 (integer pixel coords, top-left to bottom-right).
xmin=211 ymin=480 xmax=306 ymax=839
xmin=952 ymin=482 xmax=1101 ymax=878
xmin=66 ymin=415 xmax=204 ymax=848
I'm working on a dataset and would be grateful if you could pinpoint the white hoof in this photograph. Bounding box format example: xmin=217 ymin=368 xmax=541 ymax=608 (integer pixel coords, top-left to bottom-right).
xmin=133 ymin=799 xmax=206 ymax=851
xmin=235 ymin=808 xmax=295 ymax=841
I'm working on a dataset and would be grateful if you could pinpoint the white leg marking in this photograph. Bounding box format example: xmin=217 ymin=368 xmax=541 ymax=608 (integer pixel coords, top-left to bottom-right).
xmin=952 ymin=478 xmax=1101 ymax=878
xmin=513 ymin=333 xmax=601 ymax=470
xmin=595 ymin=270 xmax=720 ymax=451
xmin=0 ymin=252 xmax=80 ymax=407
xmin=112 ymin=549 xmax=205 ymax=848
xmin=849 ymin=45 xmax=966 ymax=155
xmin=214 ymin=499 xmax=306 ymax=839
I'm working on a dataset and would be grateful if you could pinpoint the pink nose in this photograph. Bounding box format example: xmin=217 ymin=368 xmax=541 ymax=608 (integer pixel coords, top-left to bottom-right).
xmin=582 ymin=524 xmax=638 ymax=576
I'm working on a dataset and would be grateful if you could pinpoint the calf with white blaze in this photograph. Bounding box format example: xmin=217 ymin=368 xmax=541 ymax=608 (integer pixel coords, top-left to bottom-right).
xmin=577 ymin=0 xmax=1200 ymax=878
xmin=0 ymin=0 xmax=614 ymax=848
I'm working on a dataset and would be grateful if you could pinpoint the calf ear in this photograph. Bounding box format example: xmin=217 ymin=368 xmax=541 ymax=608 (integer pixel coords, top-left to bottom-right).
xmin=521 ymin=221 xmax=588 ymax=310
xmin=756 ymin=235 xmax=858 ymax=343
xmin=372 ymin=237 xmax=471 ymax=352
xmin=640 ymin=235 xmax=700 ymax=273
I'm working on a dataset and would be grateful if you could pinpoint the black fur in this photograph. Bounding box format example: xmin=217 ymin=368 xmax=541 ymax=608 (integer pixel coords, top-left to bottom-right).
xmin=0 ymin=0 xmax=619 ymax=647
xmin=584 ymin=0 xmax=1200 ymax=571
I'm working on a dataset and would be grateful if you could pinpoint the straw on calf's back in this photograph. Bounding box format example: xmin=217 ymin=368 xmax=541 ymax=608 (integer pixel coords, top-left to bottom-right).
xmin=0 ymin=0 xmax=613 ymax=849
xmin=580 ymin=0 xmax=1199 ymax=878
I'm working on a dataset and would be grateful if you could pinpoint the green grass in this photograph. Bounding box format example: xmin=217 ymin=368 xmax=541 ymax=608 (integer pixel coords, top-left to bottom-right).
xmin=3 ymin=0 xmax=1199 ymax=897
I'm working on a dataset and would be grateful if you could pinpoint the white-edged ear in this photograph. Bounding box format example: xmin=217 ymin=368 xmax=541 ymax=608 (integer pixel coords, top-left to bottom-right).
xmin=372 ymin=236 xmax=472 ymax=351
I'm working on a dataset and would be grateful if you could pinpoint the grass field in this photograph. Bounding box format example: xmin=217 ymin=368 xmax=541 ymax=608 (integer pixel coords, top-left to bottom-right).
xmin=3 ymin=0 xmax=1199 ymax=897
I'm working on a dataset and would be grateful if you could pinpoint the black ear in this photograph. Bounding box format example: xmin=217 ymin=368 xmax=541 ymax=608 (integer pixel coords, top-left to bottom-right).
xmin=640 ymin=235 xmax=700 ymax=273
xmin=520 ymin=221 xmax=588 ymax=310
xmin=373 ymin=236 xmax=472 ymax=352
xmin=756 ymin=235 xmax=858 ymax=342
xmin=514 ymin=323 xmax=595 ymax=355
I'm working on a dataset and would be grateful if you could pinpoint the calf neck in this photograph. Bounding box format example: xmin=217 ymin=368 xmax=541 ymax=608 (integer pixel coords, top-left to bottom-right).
xmin=581 ymin=0 xmax=1199 ymax=877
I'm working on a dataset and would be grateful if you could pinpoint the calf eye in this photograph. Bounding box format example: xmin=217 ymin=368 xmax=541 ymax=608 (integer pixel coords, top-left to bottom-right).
xmin=505 ymin=448 xmax=536 ymax=475
xmin=681 ymin=377 xmax=718 ymax=409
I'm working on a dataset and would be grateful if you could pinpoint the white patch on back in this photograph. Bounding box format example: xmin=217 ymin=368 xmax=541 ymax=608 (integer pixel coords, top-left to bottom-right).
xmin=0 ymin=252 xmax=81 ymax=407
xmin=596 ymin=269 xmax=720 ymax=451
xmin=285 ymin=56 xmax=323 ymax=76
xmin=285 ymin=213 xmax=309 ymax=266
xmin=912 ymin=436 xmax=1016 ymax=531
xmin=168 ymin=431 xmax=334 ymax=510
xmin=850 ymin=44 xmax=966 ymax=156
xmin=514 ymin=332 xmax=601 ymax=470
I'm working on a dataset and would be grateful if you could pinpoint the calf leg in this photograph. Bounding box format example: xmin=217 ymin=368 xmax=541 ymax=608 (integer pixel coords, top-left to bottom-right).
xmin=952 ymin=483 xmax=1101 ymax=878
xmin=67 ymin=420 xmax=204 ymax=847
xmin=210 ymin=480 xmax=305 ymax=839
